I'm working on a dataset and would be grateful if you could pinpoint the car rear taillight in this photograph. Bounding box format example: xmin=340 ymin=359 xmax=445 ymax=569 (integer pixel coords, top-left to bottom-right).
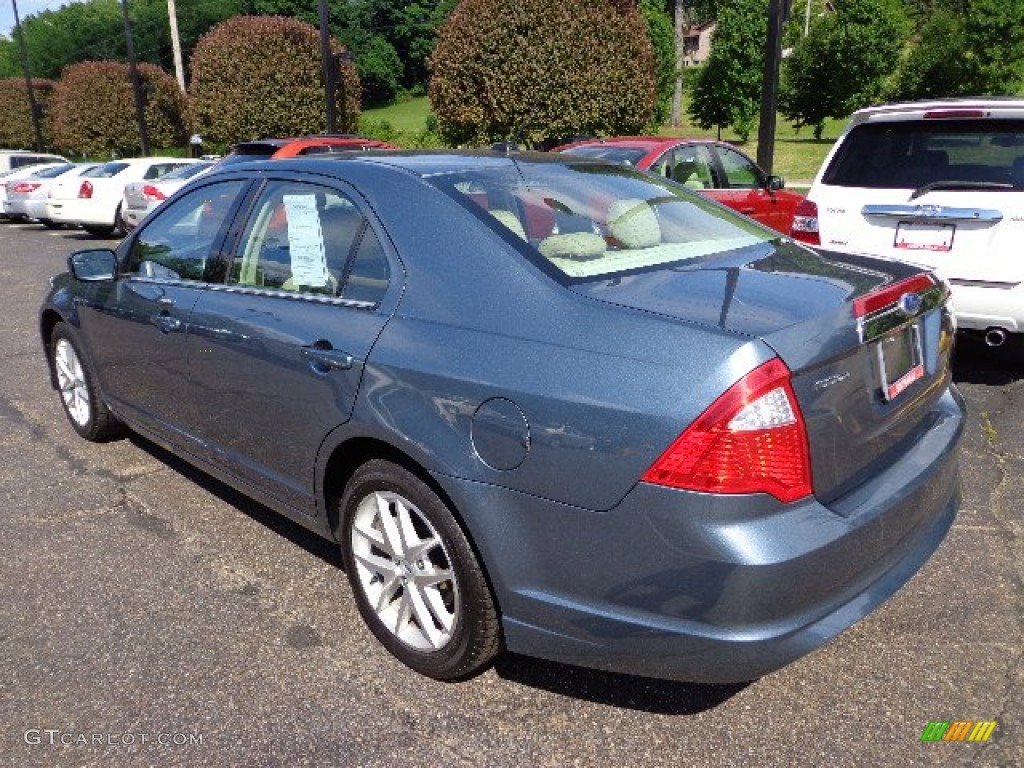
xmin=924 ymin=109 xmax=988 ymax=119
xmin=13 ymin=182 xmax=41 ymax=193
xmin=642 ymin=358 xmax=813 ymax=503
xmin=853 ymin=273 xmax=937 ymax=318
xmin=79 ymin=181 xmax=93 ymax=199
xmin=141 ymin=184 xmax=166 ymax=201
xmin=790 ymin=199 xmax=820 ymax=246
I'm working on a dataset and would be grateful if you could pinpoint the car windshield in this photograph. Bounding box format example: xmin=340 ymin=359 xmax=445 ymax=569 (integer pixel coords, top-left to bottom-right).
xmin=560 ymin=146 xmax=650 ymax=166
xmin=426 ymin=160 xmax=771 ymax=280
xmin=822 ymin=119 xmax=1024 ymax=190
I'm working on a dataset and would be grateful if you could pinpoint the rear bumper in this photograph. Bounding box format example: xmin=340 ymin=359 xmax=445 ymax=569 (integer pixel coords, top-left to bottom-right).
xmin=947 ymin=281 xmax=1024 ymax=333
xmin=434 ymin=387 xmax=964 ymax=683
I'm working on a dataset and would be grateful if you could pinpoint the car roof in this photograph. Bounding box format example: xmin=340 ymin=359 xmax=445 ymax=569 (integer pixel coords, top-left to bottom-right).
xmin=553 ymin=136 xmax=713 ymax=152
xmin=215 ymin=148 xmax=616 ymax=179
xmin=848 ymin=98 xmax=1024 ymax=126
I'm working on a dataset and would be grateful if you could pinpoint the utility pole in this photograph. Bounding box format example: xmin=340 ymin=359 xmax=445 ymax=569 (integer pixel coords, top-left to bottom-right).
xmin=167 ymin=0 xmax=186 ymax=92
xmin=11 ymin=0 xmax=44 ymax=151
xmin=671 ymin=0 xmax=687 ymax=128
xmin=120 ymin=0 xmax=150 ymax=155
xmin=317 ymin=0 xmax=337 ymax=134
xmin=756 ymin=0 xmax=791 ymax=175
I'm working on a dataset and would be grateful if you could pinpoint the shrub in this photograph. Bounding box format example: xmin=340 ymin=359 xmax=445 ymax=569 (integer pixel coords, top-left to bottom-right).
xmin=188 ymin=16 xmax=360 ymax=145
xmin=51 ymin=62 xmax=186 ymax=157
xmin=429 ymin=0 xmax=656 ymax=147
xmin=0 ymin=78 xmax=57 ymax=150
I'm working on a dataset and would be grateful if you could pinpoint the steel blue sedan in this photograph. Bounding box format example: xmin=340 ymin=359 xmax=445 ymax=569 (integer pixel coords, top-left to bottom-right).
xmin=40 ymin=151 xmax=964 ymax=683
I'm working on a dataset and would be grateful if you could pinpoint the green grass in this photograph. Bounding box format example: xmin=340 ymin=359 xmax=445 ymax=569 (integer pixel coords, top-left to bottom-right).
xmin=361 ymin=97 xmax=434 ymax=133
xmin=362 ymin=95 xmax=844 ymax=185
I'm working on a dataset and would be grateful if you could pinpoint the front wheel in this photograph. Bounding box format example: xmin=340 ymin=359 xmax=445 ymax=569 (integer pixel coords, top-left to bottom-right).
xmin=50 ymin=322 xmax=122 ymax=441
xmin=337 ymin=459 xmax=501 ymax=680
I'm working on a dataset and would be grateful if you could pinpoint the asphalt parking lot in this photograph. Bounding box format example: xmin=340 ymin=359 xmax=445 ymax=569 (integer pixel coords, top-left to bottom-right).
xmin=1 ymin=220 xmax=1020 ymax=768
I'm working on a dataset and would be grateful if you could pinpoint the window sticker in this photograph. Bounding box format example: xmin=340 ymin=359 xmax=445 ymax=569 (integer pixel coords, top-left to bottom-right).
xmin=283 ymin=194 xmax=330 ymax=287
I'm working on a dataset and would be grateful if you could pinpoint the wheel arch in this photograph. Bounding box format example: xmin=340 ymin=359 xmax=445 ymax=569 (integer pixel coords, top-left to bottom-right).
xmin=320 ymin=435 xmax=503 ymax=615
xmin=40 ymin=308 xmax=67 ymax=389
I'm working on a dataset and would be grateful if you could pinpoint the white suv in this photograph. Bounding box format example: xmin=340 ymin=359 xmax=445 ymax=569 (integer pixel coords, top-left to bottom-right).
xmin=793 ymin=99 xmax=1024 ymax=350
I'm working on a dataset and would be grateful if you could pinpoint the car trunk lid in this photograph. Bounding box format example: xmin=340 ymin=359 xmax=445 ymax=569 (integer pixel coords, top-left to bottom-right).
xmin=569 ymin=241 xmax=954 ymax=505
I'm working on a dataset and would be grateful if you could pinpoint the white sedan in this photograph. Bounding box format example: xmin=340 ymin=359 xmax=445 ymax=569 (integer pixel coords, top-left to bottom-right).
xmin=4 ymin=163 xmax=96 ymax=226
xmin=48 ymin=157 xmax=196 ymax=236
xmin=121 ymin=160 xmax=213 ymax=231
xmin=1 ymin=163 xmax=70 ymax=221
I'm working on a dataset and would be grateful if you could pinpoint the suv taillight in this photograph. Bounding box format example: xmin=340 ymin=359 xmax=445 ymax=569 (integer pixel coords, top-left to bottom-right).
xmin=79 ymin=181 xmax=93 ymax=199
xmin=642 ymin=358 xmax=813 ymax=503
xmin=141 ymin=185 xmax=166 ymax=201
xmin=790 ymin=199 xmax=820 ymax=245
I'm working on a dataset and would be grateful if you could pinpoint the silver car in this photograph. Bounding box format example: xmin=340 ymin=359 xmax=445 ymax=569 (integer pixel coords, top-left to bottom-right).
xmin=121 ymin=161 xmax=213 ymax=231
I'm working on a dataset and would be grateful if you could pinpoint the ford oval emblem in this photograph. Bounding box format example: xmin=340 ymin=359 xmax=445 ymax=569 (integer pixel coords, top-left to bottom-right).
xmin=899 ymin=292 xmax=923 ymax=317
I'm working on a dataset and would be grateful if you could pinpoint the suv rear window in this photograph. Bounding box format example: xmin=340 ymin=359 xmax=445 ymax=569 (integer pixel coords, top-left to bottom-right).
xmin=822 ymin=119 xmax=1024 ymax=190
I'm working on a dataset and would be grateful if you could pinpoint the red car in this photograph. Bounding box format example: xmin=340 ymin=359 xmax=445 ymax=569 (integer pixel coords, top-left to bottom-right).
xmin=552 ymin=136 xmax=804 ymax=234
xmin=214 ymin=135 xmax=397 ymax=168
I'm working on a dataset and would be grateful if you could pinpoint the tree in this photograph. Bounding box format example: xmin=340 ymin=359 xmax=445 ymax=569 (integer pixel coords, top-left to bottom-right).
xmin=640 ymin=0 xmax=676 ymax=128
xmin=688 ymin=0 xmax=764 ymax=141
xmin=51 ymin=61 xmax=186 ymax=156
xmin=780 ymin=0 xmax=908 ymax=138
xmin=896 ymin=0 xmax=1024 ymax=100
xmin=0 ymin=78 xmax=57 ymax=149
xmin=188 ymin=16 xmax=360 ymax=146
xmin=430 ymin=0 xmax=656 ymax=147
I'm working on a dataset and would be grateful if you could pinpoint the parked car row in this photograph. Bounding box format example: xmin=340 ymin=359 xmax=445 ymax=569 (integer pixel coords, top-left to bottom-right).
xmin=1 ymin=135 xmax=401 ymax=236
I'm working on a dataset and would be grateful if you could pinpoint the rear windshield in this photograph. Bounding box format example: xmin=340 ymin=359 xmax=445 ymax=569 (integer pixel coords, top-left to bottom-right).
xmin=560 ymin=146 xmax=650 ymax=167
xmin=161 ymin=162 xmax=212 ymax=180
xmin=10 ymin=154 xmax=64 ymax=169
xmin=33 ymin=164 xmax=75 ymax=178
xmin=425 ymin=160 xmax=771 ymax=281
xmin=84 ymin=162 xmax=130 ymax=178
xmin=823 ymin=119 xmax=1024 ymax=189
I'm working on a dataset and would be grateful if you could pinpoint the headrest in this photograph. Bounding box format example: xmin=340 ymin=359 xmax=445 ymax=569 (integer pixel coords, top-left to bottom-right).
xmin=607 ymin=199 xmax=660 ymax=249
xmin=537 ymin=232 xmax=606 ymax=261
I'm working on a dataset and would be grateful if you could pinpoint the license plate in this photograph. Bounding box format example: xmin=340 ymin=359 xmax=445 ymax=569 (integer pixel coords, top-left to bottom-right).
xmin=894 ymin=221 xmax=955 ymax=252
xmin=876 ymin=323 xmax=925 ymax=402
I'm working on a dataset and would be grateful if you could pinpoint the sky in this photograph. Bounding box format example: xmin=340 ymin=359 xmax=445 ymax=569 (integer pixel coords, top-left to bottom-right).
xmin=0 ymin=0 xmax=71 ymax=39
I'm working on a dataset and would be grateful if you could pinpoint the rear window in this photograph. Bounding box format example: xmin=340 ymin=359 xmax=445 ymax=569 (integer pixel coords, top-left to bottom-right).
xmin=10 ymin=154 xmax=64 ymax=169
xmin=84 ymin=162 xmax=130 ymax=178
xmin=33 ymin=164 xmax=75 ymax=178
xmin=161 ymin=162 xmax=212 ymax=181
xmin=560 ymin=146 xmax=650 ymax=167
xmin=823 ymin=119 xmax=1024 ymax=190
xmin=426 ymin=161 xmax=771 ymax=281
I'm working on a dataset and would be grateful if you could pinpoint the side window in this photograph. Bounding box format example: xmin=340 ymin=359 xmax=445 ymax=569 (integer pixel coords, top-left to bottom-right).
xmin=230 ymin=180 xmax=382 ymax=301
xmin=125 ymin=180 xmax=245 ymax=282
xmin=342 ymin=227 xmax=390 ymax=304
xmin=717 ymin=147 xmax=764 ymax=189
xmin=669 ymin=145 xmax=716 ymax=189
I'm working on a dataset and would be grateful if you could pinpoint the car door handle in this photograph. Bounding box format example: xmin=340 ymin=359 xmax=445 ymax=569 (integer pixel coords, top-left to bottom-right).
xmin=301 ymin=345 xmax=354 ymax=371
xmin=740 ymin=207 xmax=756 ymax=214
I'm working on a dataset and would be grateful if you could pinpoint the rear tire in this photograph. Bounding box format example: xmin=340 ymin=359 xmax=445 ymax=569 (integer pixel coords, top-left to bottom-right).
xmin=50 ymin=322 xmax=123 ymax=441
xmin=337 ymin=459 xmax=502 ymax=680
xmin=114 ymin=204 xmax=128 ymax=236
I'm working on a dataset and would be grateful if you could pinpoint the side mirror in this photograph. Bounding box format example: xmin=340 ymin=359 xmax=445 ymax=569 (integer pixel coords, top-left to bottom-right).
xmin=68 ymin=248 xmax=117 ymax=282
xmin=767 ymin=175 xmax=785 ymax=192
